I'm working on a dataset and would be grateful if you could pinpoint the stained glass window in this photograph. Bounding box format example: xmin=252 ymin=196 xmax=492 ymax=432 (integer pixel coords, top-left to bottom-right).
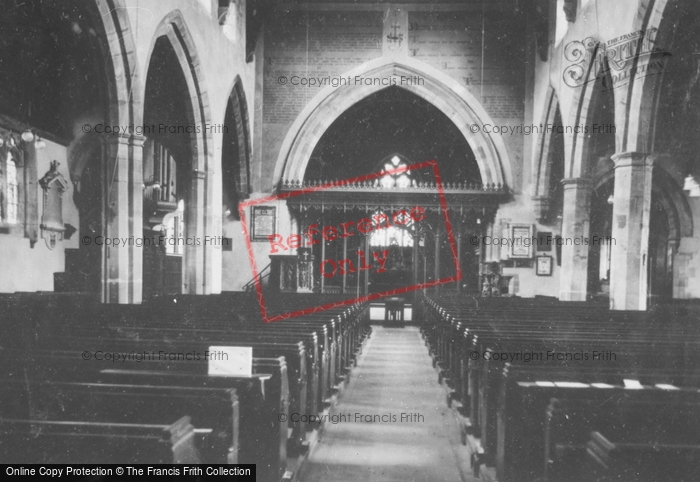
xmin=376 ymin=156 xmax=413 ymax=189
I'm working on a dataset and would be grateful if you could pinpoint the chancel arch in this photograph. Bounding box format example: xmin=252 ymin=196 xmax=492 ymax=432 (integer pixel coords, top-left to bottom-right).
xmin=273 ymin=58 xmax=513 ymax=191
xmin=274 ymin=86 xmax=504 ymax=299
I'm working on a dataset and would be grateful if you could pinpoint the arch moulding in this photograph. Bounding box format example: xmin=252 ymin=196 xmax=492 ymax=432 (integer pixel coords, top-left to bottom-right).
xmin=273 ymin=57 xmax=514 ymax=190
xmin=144 ymin=10 xmax=217 ymax=295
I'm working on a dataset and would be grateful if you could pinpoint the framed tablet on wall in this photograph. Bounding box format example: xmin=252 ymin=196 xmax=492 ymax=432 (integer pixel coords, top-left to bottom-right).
xmin=509 ymin=224 xmax=533 ymax=258
xmin=537 ymin=231 xmax=552 ymax=252
xmin=251 ymin=206 xmax=276 ymax=242
xmin=536 ymin=255 xmax=553 ymax=276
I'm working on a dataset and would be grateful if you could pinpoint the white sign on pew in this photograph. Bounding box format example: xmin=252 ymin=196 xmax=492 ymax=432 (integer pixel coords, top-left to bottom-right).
xmin=208 ymin=346 xmax=253 ymax=377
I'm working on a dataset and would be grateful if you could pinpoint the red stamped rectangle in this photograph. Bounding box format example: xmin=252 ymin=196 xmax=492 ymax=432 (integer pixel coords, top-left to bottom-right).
xmin=239 ymin=160 xmax=461 ymax=322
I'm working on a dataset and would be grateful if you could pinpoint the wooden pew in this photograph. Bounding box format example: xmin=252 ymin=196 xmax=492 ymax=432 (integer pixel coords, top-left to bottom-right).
xmin=5 ymin=298 xmax=369 ymax=458
xmin=496 ymin=378 xmax=700 ymax=482
xmin=22 ymin=292 xmax=369 ymax=407
xmin=419 ymin=293 xmax=700 ymax=482
xmin=102 ymin=324 xmax=321 ymax=417
xmin=36 ymin=335 xmax=307 ymax=454
xmin=63 ymin=303 xmax=365 ymax=415
xmin=81 ymin=300 xmax=363 ymax=405
xmin=587 ymin=431 xmax=700 ymax=482
xmin=0 ymin=417 xmax=201 ymax=464
xmin=0 ymin=380 xmax=238 ymax=465
xmin=0 ymin=350 xmax=290 ymax=467
xmin=96 ymin=366 xmax=288 ymax=482
xmin=545 ymin=398 xmax=700 ymax=482
xmin=1 ymin=290 xmax=368 ymax=477
xmin=420 ymin=294 xmax=700 ymax=426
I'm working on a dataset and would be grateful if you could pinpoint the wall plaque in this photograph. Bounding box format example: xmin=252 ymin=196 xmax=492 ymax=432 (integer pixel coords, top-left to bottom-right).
xmin=537 ymin=231 xmax=552 ymax=252
xmin=39 ymin=160 xmax=69 ymax=249
xmin=536 ymin=255 xmax=553 ymax=276
xmin=509 ymin=224 xmax=533 ymax=259
xmin=251 ymin=206 xmax=276 ymax=242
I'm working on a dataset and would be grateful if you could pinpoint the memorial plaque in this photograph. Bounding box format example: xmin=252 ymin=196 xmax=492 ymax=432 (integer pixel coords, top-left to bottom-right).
xmin=510 ymin=224 xmax=533 ymax=259
xmin=536 ymin=255 xmax=553 ymax=276
xmin=251 ymin=206 xmax=276 ymax=242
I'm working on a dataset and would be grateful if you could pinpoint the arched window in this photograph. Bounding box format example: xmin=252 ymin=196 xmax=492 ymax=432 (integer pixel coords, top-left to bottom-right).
xmin=369 ymin=224 xmax=414 ymax=248
xmin=6 ymin=151 xmax=18 ymax=224
xmin=376 ymin=155 xmax=413 ymax=189
xmin=369 ymin=154 xmax=416 ymax=248
xmin=369 ymin=209 xmax=415 ymax=248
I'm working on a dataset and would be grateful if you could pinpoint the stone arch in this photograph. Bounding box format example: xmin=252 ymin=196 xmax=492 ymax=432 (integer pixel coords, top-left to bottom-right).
xmin=225 ymin=75 xmax=252 ymax=197
xmin=92 ymin=0 xmax=146 ymax=303
xmin=620 ymin=0 xmax=670 ymax=152
xmin=273 ymin=57 xmax=513 ymax=190
xmin=593 ymin=165 xmax=693 ymax=243
xmin=532 ymin=86 xmax=567 ymax=222
xmin=147 ymin=11 xmax=213 ymax=174
xmin=565 ymin=52 xmax=620 ymax=179
xmin=144 ymin=10 xmax=217 ymax=295
xmin=96 ymin=0 xmax=145 ymax=131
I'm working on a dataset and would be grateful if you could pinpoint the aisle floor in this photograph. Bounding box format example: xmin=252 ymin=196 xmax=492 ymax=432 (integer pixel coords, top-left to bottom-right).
xmin=299 ymin=326 xmax=475 ymax=482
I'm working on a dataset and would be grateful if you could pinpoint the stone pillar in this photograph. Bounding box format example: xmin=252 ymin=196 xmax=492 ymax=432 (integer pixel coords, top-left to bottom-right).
xmin=559 ymin=178 xmax=592 ymax=301
xmin=456 ymin=229 xmax=463 ymax=292
xmin=412 ymin=232 xmax=420 ymax=287
xmin=185 ymin=170 xmax=207 ymax=294
xmin=320 ymin=219 xmax=326 ymax=293
xmin=412 ymin=231 xmax=420 ymax=316
xmin=104 ymin=133 xmax=145 ymax=304
xmin=609 ymin=152 xmax=653 ymax=311
xmin=434 ymin=229 xmax=441 ymax=292
xmin=363 ymin=234 xmax=370 ymax=295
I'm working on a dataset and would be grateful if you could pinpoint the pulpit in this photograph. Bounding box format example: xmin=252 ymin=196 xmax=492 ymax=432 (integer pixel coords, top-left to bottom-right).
xmin=297 ymin=248 xmax=314 ymax=293
xmin=269 ymin=249 xmax=315 ymax=293
xmin=269 ymin=255 xmax=297 ymax=292
xmin=481 ymin=262 xmax=510 ymax=297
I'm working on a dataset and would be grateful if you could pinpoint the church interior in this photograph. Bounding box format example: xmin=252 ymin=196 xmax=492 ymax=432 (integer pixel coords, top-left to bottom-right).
xmin=2 ymin=0 xmax=700 ymax=480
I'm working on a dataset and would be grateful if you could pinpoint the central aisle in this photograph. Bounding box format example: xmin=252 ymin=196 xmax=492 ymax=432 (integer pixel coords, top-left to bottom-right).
xmin=300 ymin=326 xmax=474 ymax=482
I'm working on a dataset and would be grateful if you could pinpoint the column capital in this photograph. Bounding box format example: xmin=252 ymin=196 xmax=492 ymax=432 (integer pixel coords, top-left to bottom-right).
xmin=560 ymin=177 xmax=592 ymax=188
xmin=611 ymin=151 xmax=652 ymax=168
xmin=129 ymin=133 xmax=148 ymax=146
xmin=104 ymin=132 xmax=148 ymax=147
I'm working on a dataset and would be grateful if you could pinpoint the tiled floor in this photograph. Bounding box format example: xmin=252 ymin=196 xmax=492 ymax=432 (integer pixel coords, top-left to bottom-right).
xmin=299 ymin=326 xmax=475 ymax=482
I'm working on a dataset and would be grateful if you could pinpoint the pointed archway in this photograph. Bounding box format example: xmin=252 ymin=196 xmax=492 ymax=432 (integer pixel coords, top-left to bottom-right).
xmin=141 ymin=11 xmax=217 ymax=296
xmin=273 ymin=58 xmax=513 ymax=191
